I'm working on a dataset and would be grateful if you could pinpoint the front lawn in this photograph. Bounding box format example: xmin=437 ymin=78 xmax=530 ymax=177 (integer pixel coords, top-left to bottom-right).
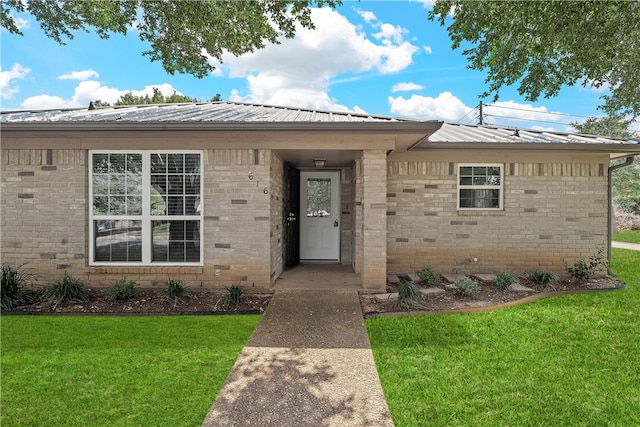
xmin=367 ymin=248 xmax=640 ymax=426
xmin=612 ymin=230 xmax=640 ymax=244
xmin=1 ymin=315 xmax=260 ymax=426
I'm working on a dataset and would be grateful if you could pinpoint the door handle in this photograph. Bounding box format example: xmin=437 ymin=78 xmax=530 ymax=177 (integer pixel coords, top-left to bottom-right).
xmin=334 ymin=219 xmax=339 ymax=227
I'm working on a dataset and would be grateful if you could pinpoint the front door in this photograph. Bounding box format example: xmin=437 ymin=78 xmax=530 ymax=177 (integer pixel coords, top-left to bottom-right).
xmin=300 ymin=170 xmax=340 ymax=261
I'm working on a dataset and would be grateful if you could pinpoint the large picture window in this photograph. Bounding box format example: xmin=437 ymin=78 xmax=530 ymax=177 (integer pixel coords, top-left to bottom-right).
xmin=90 ymin=151 xmax=202 ymax=265
xmin=458 ymin=164 xmax=503 ymax=210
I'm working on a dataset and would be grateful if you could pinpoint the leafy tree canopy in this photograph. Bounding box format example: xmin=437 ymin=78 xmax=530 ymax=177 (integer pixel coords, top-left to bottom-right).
xmin=430 ymin=1 xmax=640 ymax=117
xmin=572 ymin=115 xmax=638 ymax=139
xmin=2 ymin=0 xmax=340 ymax=78
xmin=573 ymin=115 xmax=639 ymax=213
xmin=92 ymin=88 xmax=221 ymax=107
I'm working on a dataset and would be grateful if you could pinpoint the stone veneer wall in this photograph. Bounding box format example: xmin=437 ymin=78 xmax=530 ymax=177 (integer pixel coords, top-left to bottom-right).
xmin=1 ymin=148 xmax=275 ymax=289
xmin=387 ymin=160 xmax=609 ymax=276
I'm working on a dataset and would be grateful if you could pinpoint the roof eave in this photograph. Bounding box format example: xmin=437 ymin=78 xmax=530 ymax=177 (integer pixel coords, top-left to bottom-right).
xmin=413 ymin=141 xmax=640 ymax=154
xmin=0 ymin=120 xmax=443 ymax=133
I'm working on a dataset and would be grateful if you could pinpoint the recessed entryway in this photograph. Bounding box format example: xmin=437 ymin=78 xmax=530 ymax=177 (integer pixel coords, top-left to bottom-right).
xmin=273 ymin=264 xmax=361 ymax=290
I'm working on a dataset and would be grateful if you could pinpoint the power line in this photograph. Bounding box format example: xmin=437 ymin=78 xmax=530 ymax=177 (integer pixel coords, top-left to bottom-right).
xmin=483 ymin=103 xmax=595 ymax=120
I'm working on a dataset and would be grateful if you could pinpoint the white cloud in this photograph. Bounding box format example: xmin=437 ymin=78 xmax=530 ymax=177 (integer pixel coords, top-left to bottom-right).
xmin=388 ymin=91 xmax=473 ymax=121
xmin=423 ymin=45 xmax=433 ymax=54
xmin=355 ymin=9 xmax=376 ymax=23
xmin=59 ymin=70 xmax=100 ymax=81
xmin=0 ymin=63 xmax=31 ymax=99
xmin=413 ymin=0 xmax=436 ymax=7
xmin=211 ymin=7 xmax=418 ymax=112
xmin=392 ymin=82 xmax=424 ymax=93
xmin=12 ymin=16 xmax=30 ymax=30
xmin=21 ymin=82 xmax=182 ymax=109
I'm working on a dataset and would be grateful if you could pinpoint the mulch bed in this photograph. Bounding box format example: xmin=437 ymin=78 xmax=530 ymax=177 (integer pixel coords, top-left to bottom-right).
xmin=3 ymin=276 xmax=626 ymax=317
xmin=3 ymin=288 xmax=273 ymax=316
xmin=359 ymin=275 xmax=626 ymax=318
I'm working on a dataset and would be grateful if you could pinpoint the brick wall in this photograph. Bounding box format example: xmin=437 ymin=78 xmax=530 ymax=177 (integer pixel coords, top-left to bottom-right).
xmin=387 ymin=159 xmax=609 ymax=276
xmin=1 ymin=148 xmax=275 ymax=289
xmin=269 ymin=152 xmax=285 ymax=284
xmin=1 ymin=149 xmax=88 ymax=286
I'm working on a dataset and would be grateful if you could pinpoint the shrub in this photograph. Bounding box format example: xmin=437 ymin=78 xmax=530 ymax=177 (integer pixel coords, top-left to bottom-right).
xmin=160 ymin=277 xmax=187 ymax=299
xmin=491 ymin=271 xmax=517 ymax=290
xmin=46 ymin=273 xmax=87 ymax=302
xmin=397 ymin=280 xmax=423 ymax=309
xmin=528 ymin=271 xmax=558 ymax=285
xmin=416 ymin=266 xmax=440 ymax=287
xmin=1 ymin=264 xmax=38 ymax=310
xmin=563 ymin=249 xmax=608 ymax=282
xmin=106 ymin=278 xmax=140 ymax=301
xmin=451 ymin=276 xmax=478 ymax=296
xmin=222 ymin=284 xmax=246 ymax=306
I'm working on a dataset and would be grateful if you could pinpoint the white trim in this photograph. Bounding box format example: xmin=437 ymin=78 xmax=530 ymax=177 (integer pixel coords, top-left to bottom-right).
xmin=89 ymin=150 xmax=203 ymax=266
xmin=457 ymin=163 xmax=504 ymax=210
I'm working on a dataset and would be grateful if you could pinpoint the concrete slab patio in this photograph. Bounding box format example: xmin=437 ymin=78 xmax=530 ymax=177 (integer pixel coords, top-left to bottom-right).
xmin=202 ymin=290 xmax=394 ymax=427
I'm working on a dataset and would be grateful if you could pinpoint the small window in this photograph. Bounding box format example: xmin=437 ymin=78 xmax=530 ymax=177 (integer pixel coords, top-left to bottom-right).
xmin=458 ymin=164 xmax=503 ymax=210
xmin=90 ymin=151 xmax=202 ymax=265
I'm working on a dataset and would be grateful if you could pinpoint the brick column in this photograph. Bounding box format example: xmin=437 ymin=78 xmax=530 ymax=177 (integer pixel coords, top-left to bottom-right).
xmin=361 ymin=149 xmax=387 ymax=290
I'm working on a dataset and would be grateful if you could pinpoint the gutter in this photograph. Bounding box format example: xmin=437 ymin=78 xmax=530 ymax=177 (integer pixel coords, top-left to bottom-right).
xmin=607 ymin=156 xmax=636 ymax=274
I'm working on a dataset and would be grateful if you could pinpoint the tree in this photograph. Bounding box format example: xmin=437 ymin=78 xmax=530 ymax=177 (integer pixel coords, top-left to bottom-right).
xmin=429 ymin=1 xmax=640 ymax=117
xmin=2 ymin=0 xmax=340 ymax=78
xmin=94 ymin=87 xmax=222 ymax=106
xmin=572 ymin=115 xmax=640 ymax=213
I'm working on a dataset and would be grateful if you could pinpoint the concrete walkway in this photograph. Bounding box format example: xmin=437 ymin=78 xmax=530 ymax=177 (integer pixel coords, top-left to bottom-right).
xmin=202 ymin=290 xmax=394 ymax=427
xmin=612 ymin=241 xmax=640 ymax=251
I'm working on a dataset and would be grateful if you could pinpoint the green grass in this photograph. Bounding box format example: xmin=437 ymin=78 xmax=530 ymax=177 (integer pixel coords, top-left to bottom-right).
xmin=612 ymin=230 xmax=640 ymax=244
xmin=367 ymin=249 xmax=640 ymax=426
xmin=1 ymin=315 xmax=260 ymax=426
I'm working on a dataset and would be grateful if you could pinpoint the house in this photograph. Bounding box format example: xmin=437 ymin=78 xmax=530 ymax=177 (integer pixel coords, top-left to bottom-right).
xmin=2 ymin=102 xmax=638 ymax=292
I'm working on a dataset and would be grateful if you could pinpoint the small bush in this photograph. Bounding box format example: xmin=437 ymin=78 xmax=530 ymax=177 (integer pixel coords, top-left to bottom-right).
xmin=222 ymin=284 xmax=246 ymax=306
xmin=416 ymin=266 xmax=440 ymax=287
xmin=491 ymin=271 xmax=517 ymax=290
xmin=1 ymin=264 xmax=38 ymax=310
xmin=563 ymin=249 xmax=608 ymax=282
xmin=160 ymin=277 xmax=187 ymax=299
xmin=451 ymin=276 xmax=478 ymax=296
xmin=106 ymin=278 xmax=139 ymax=301
xmin=397 ymin=280 xmax=423 ymax=309
xmin=528 ymin=271 xmax=558 ymax=285
xmin=46 ymin=273 xmax=87 ymax=302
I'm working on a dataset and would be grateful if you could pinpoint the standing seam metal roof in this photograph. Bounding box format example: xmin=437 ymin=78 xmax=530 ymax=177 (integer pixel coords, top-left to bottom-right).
xmin=2 ymin=102 xmax=638 ymax=148
xmin=0 ymin=101 xmax=410 ymax=123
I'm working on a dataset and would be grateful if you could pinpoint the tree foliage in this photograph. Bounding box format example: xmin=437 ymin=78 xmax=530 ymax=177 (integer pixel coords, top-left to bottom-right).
xmin=573 ymin=115 xmax=640 ymax=213
xmin=94 ymin=87 xmax=221 ymax=107
xmin=2 ymin=0 xmax=340 ymax=78
xmin=430 ymin=1 xmax=640 ymax=117
xmin=572 ymin=115 xmax=637 ymax=140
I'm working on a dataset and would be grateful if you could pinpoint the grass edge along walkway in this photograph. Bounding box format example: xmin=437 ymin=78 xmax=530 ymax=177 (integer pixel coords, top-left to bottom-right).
xmin=1 ymin=314 xmax=260 ymax=426
xmin=367 ymin=248 xmax=640 ymax=427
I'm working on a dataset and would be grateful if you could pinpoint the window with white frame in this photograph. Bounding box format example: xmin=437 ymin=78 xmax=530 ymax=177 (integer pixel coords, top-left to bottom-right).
xmin=458 ymin=164 xmax=503 ymax=210
xmin=90 ymin=151 xmax=202 ymax=264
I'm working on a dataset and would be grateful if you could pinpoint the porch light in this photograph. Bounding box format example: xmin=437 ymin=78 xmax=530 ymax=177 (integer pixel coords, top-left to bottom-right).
xmin=313 ymin=158 xmax=326 ymax=168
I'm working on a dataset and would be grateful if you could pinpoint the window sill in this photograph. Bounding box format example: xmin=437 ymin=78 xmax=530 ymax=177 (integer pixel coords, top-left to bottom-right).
xmin=457 ymin=210 xmax=506 ymax=216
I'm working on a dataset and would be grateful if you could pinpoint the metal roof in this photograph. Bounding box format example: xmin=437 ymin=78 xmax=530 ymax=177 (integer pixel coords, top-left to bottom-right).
xmin=423 ymin=123 xmax=639 ymax=147
xmin=1 ymin=102 xmax=638 ymax=150
xmin=0 ymin=101 xmax=411 ymax=123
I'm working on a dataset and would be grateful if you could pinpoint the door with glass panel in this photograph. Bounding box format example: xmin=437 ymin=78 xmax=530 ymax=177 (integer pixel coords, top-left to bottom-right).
xmin=299 ymin=170 xmax=340 ymax=261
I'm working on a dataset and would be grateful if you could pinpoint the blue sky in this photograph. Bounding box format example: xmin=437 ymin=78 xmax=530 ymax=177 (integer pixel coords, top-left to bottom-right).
xmin=1 ymin=1 xmax=630 ymax=132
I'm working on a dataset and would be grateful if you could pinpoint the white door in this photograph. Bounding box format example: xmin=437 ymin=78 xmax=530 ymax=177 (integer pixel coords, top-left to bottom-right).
xmin=300 ymin=170 xmax=340 ymax=261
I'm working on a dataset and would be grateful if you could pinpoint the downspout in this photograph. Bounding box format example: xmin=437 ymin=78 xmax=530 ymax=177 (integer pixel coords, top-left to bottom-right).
xmin=607 ymin=156 xmax=636 ymax=275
